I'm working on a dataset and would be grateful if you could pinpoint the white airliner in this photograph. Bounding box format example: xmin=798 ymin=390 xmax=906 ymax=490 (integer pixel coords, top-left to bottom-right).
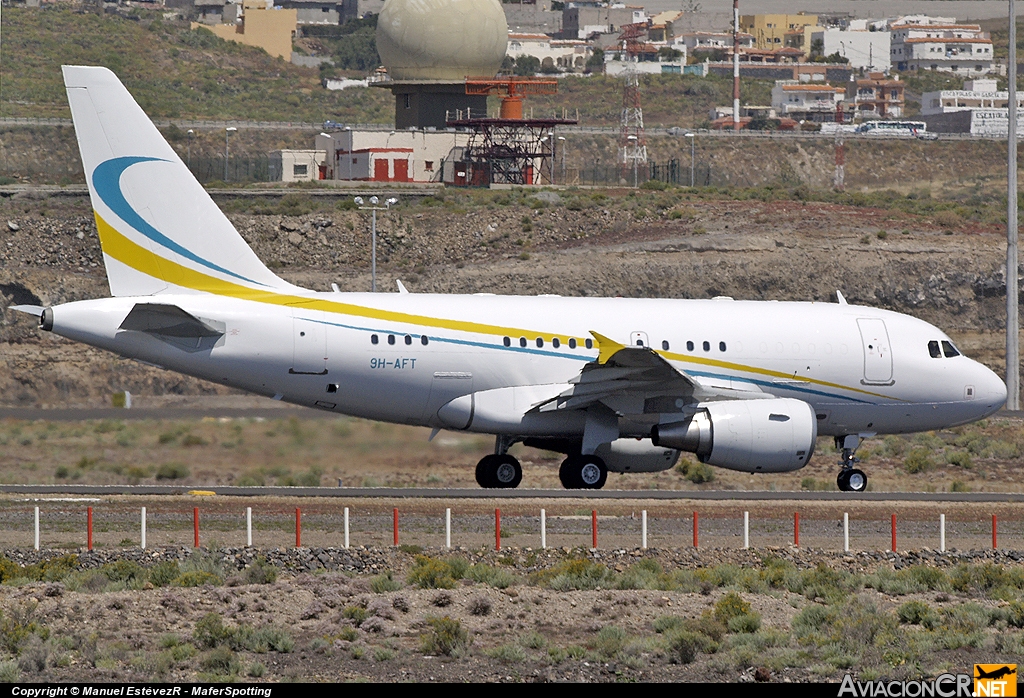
xmin=12 ymin=67 xmax=1008 ymax=492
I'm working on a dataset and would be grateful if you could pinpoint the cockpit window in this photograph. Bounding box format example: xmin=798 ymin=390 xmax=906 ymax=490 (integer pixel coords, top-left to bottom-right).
xmin=941 ymin=340 xmax=960 ymax=358
xmin=928 ymin=340 xmax=941 ymax=358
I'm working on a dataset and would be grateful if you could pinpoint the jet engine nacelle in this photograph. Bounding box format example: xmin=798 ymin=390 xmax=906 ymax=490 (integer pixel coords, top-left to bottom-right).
xmin=595 ymin=438 xmax=680 ymax=473
xmin=651 ymin=398 xmax=816 ymax=473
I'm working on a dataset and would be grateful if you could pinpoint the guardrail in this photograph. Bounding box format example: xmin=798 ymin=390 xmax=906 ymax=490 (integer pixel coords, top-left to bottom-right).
xmin=9 ymin=503 xmax=1018 ymax=553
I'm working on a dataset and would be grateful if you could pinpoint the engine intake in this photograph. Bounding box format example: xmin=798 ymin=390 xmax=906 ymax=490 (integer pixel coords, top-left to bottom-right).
xmin=652 ymin=398 xmax=816 ymax=473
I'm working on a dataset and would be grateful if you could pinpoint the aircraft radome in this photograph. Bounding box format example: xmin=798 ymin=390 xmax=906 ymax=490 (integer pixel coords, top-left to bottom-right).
xmin=11 ymin=67 xmax=1008 ymax=492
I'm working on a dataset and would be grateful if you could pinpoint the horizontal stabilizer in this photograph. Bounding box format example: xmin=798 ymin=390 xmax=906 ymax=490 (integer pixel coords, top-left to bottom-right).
xmin=119 ymin=303 xmax=223 ymax=338
xmin=9 ymin=305 xmax=45 ymax=317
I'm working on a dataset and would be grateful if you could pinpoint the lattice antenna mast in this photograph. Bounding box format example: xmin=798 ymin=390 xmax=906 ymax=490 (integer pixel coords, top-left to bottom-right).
xmin=618 ymin=24 xmax=648 ymax=186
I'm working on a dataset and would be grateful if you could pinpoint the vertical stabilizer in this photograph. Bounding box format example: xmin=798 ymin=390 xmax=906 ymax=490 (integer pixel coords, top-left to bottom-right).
xmin=63 ymin=65 xmax=297 ymax=297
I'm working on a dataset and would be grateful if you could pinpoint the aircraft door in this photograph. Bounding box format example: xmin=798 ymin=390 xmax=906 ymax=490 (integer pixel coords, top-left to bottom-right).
xmin=857 ymin=317 xmax=892 ymax=384
xmin=630 ymin=331 xmax=650 ymax=348
xmin=290 ymin=309 xmax=327 ymax=375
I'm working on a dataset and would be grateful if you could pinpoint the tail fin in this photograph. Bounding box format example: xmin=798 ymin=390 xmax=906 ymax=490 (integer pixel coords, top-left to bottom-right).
xmin=63 ymin=65 xmax=296 ymax=297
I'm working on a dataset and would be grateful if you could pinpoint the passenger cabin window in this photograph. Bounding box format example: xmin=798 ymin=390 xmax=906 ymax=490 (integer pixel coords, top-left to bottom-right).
xmin=662 ymin=340 xmax=670 ymax=351
xmin=569 ymin=338 xmax=577 ymax=349
xmin=388 ymin=335 xmax=396 ymax=345
xmin=536 ymin=338 xmax=544 ymax=348
xmin=703 ymin=341 xmax=711 ymax=352
xmin=552 ymin=338 xmax=560 ymax=348
xmin=686 ymin=341 xmax=694 ymax=351
xmin=585 ymin=338 xmax=593 ymax=349
xmin=928 ymin=340 xmax=941 ymax=358
xmin=405 ymin=335 xmax=412 ymax=345
xmin=941 ymin=340 xmax=960 ymax=358
xmin=503 ymin=337 xmax=511 ymax=347
xmin=719 ymin=341 xmax=727 ymax=352
xmin=421 ymin=335 xmax=429 ymax=346
xmin=371 ymin=334 xmax=379 ymax=345
xmin=520 ymin=337 xmax=527 ymax=347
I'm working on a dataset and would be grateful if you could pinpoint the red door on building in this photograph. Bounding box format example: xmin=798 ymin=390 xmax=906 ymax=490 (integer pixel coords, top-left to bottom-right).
xmin=394 ymin=159 xmax=409 ymax=182
xmin=374 ymin=159 xmax=390 ymax=181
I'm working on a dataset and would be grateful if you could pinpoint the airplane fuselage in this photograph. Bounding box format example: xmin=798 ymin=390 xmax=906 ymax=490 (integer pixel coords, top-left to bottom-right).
xmin=46 ymin=291 xmax=1006 ymax=440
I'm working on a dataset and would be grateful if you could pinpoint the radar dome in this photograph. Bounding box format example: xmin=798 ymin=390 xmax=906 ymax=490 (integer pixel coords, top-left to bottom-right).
xmin=376 ymin=0 xmax=508 ymax=81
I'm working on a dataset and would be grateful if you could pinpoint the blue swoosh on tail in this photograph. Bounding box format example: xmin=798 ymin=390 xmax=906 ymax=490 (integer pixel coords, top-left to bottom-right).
xmin=92 ymin=156 xmax=261 ymax=286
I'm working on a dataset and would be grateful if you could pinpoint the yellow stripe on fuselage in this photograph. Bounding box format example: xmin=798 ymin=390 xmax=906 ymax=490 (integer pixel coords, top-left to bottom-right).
xmin=95 ymin=212 xmax=896 ymax=402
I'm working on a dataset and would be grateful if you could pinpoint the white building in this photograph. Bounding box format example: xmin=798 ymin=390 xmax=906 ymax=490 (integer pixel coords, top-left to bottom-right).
xmin=810 ymin=27 xmax=890 ymax=71
xmin=771 ymin=81 xmax=846 ymax=121
xmin=921 ymin=78 xmax=1024 ymax=115
xmin=890 ymin=21 xmax=994 ymax=75
xmin=270 ymin=150 xmax=327 ymax=182
xmin=507 ymin=33 xmax=593 ymax=72
xmin=680 ymin=31 xmax=754 ymax=53
xmin=315 ymin=129 xmax=470 ymax=183
xmin=605 ymin=55 xmax=687 ymax=76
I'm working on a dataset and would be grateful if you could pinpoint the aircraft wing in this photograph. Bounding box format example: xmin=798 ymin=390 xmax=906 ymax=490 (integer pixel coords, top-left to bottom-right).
xmin=535 ymin=332 xmax=767 ymax=415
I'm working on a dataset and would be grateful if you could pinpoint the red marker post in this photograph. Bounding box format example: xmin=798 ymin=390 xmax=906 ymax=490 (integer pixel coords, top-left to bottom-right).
xmin=295 ymin=508 xmax=302 ymax=548
xmin=693 ymin=511 xmax=699 ymax=548
xmin=591 ymin=510 xmax=598 ymax=550
xmin=495 ymin=509 xmax=501 ymax=550
xmin=891 ymin=514 xmax=897 ymax=553
xmin=87 ymin=507 xmax=93 ymax=551
xmin=393 ymin=508 xmax=399 ymax=546
xmin=992 ymin=514 xmax=998 ymax=550
xmin=794 ymin=512 xmax=800 ymax=548
xmin=194 ymin=507 xmax=200 ymax=549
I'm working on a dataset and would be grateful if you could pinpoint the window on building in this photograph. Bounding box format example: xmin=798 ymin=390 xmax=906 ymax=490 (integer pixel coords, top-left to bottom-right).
xmin=293 ymin=164 xmax=308 ymax=177
xmin=404 ymin=94 xmax=411 ymax=109
xmin=425 ymin=161 xmax=434 ymax=171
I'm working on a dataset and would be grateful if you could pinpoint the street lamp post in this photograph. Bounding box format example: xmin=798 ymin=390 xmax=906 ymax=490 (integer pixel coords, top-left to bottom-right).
xmin=685 ymin=132 xmax=695 ymax=187
xmin=187 ymin=129 xmax=194 ymax=173
xmin=354 ymin=196 xmax=397 ymax=292
xmin=224 ymin=127 xmax=237 ymax=182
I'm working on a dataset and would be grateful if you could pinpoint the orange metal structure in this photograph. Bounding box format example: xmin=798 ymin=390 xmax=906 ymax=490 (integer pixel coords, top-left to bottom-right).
xmin=464 ymin=77 xmax=559 ymax=120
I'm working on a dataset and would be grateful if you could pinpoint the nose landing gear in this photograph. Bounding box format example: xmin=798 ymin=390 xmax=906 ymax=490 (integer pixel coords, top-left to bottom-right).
xmin=836 ymin=435 xmax=868 ymax=493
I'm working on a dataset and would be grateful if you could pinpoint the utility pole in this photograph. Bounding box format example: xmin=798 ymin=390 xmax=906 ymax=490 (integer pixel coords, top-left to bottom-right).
xmin=1008 ymin=0 xmax=1020 ymax=409
xmin=733 ymin=0 xmax=740 ymax=132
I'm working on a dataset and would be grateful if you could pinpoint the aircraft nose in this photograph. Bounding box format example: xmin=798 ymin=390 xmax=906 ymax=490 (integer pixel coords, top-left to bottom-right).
xmin=975 ymin=361 xmax=1007 ymax=416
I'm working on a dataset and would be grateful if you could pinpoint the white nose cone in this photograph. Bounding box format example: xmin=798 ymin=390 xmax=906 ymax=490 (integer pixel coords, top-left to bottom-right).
xmin=377 ymin=0 xmax=509 ymax=81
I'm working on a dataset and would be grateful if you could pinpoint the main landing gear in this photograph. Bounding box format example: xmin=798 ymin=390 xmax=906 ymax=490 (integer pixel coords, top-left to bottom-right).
xmin=475 ymin=454 xmax=522 ymax=489
xmin=836 ymin=435 xmax=868 ymax=493
xmin=559 ymin=454 xmax=608 ymax=490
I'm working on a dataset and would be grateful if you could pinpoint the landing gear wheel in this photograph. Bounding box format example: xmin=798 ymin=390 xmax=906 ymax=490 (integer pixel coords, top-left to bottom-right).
xmin=475 ymin=454 xmax=522 ymax=489
xmin=837 ymin=468 xmax=868 ymax=492
xmin=558 ymin=455 xmax=608 ymax=490
xmin=492 ymin=455 xmax=522 ymax=489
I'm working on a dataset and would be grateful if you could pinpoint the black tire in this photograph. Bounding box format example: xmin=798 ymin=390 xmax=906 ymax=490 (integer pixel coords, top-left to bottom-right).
xmin=846 ymin=469 xmax=868 ymax=493
xmin=559 ymin=455 xmax=607 ymax=490
xmin=837 ymin=470 xmax=850 ymax=491
xmin=493 ymin=455 xmax=522 ymax=489
xmin=475 ymin=455 xmax=499 ymax=488
xmin=558 ymin=458 xmax=580 ymax=489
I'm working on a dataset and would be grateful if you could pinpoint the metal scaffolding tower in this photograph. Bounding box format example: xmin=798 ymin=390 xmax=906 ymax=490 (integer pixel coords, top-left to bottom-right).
xmin=617 ymin=23 xmax=648 ymax=187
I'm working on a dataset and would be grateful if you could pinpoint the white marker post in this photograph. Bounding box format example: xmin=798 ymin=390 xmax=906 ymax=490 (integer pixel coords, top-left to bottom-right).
xmin=445 ymin=508 xmax=451 ymax=549
xmin=641 ymin=510 xmax=648 ymax=550
xmin=843 ymin=512 xmax=850 ymax=552
xmin=34 ymin=507 xmax=40 ymax=551
xmin=246 ymin=507 xmax=252 ymax=547
xmin=940 ymin=514 xmax=946 ymax=553
xmin=343 ymin=507 xmax=350 ymax=549
xmin=541 ymin=509 xmax=547 ymax=549
xmin=743 ymin=511 xmax=749 ymax=549
xmin=141 ymin=507 xmax=147 ymax=550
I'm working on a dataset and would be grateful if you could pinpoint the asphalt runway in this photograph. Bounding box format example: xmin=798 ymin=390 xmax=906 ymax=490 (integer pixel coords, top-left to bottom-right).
xmin=0 ymin=484 xmax=1022 ymax=502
